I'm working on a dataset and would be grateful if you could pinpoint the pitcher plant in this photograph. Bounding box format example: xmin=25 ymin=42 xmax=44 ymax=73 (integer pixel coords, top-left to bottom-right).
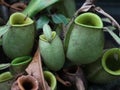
xmin=84 ymin=48 xmax=120 ymax=84
xmin=0 ymin=72 xmax=13 ymax=90
xmin=1 ymin=0 xmax=59 ymax=59
xmin=11 ymin=75 xmax=39 ymax=90
xmin=2 ymin=12 xmax=35 ymax=59
xmin=10 ymin=56 xmax=32 ymax=75
xmin=44 ymin=71 xmax=57 ymax=90
xmin=64 ymin=12 xmax=104 ymax=64
xmin=39 ymin=24 xmax=65 ymax=71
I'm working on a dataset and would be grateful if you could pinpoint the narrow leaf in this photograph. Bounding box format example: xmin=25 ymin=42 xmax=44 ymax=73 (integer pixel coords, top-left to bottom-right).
xmin=0 ymin=63 xmax=11 ymax=70
xmin=52 ymin=14 xmax=68 ymax=25
xmin=36 ymin=16 xmax=50 ymax=30
xmin=107 ymin=26 xmax=116 ymax=31
xmin=0 ymin=25 xmax=10 ymax=37
xmin=43 ymin=24 xmax=52 ymax=41
xmin=102 ymin=18 xmax=111 ymax=23
xmin=105 ymin=27 xmax=120 ymax=45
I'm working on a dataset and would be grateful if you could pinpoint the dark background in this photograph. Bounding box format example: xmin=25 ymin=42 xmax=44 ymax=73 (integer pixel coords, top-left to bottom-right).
xmin=75 ymin=0 xmax=120 ymax=23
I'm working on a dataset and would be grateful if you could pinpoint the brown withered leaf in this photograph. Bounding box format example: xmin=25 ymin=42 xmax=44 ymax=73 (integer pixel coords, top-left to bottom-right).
xmin=25 ymin=47 xmax=49 ymax=90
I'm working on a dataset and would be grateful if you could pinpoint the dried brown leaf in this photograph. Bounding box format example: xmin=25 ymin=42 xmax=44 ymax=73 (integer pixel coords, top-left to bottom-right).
xmin=25 ymin=47 xmax=48 ymax=90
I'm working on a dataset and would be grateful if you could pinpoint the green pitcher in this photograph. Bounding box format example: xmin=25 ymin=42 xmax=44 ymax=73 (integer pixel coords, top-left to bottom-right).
xmin=2 ymin=12 xmax=35 ymax=59
xmin=44 ymin=71 xmax=57 ymax=90
xmin=39 ymin=24 xmax=65 ymax=71
xmin=64 ymin=12 xmax=104 ymax=64
xmin=84 ymin=48 xmax=120 ymax=84
xmin=0 ymin=72 xmax=13 ymax=90
xmin=10 ymin=56 xmax=32 ymax=75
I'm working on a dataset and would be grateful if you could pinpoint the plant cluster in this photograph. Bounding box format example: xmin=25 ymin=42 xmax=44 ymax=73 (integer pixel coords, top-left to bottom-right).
xmin=0 ymin=0 xmax=120 ymax=90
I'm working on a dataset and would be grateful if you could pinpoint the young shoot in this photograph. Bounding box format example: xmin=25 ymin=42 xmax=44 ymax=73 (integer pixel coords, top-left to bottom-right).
xmin=43 ymin=24 xmax=52 ymax=42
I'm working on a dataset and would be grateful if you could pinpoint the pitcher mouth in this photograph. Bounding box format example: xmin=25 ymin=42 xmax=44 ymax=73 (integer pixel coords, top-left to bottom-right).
xmin=11 ymin=56 xmax=32 ymax=66
xmin=44 ymin=71 xmax=57 ymax=90
xmin=75 ymin=12 xmax=103 ymax=29
xmin=102 ymin=48 xmax=120 ymax=75
xmin=17 ymin=75 xmax=38 ymax=90
xmin=9 ymin=12 xmax=33 ymax=27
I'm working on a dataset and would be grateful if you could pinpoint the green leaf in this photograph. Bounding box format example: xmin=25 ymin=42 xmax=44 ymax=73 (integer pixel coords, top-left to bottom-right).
xmin=107 ymin=26 xmax=116 ymax=31
xmin=36 ymin=16 xmax=50 ymax=30
xmin=0 ymin=63 xmax=11 ymax=70
xmin=22 ymin=0 xmax=59 ymax=17
xmin=52 ymin=14 xmax=68 ymax=25
xmin=105 ymin=27 xmax=120 ymax=45
xmin=0 ymin=25 xmax=11 ymax=37
xmin=43 ymin=24 xmax=52 ymax=41
xmin=102 ymin=18 xmax=111 ymax=23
